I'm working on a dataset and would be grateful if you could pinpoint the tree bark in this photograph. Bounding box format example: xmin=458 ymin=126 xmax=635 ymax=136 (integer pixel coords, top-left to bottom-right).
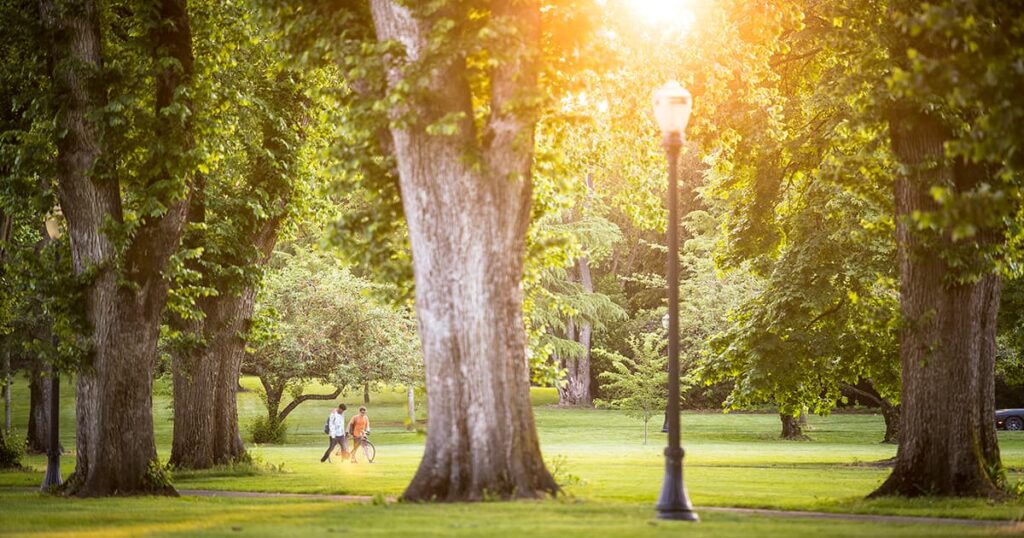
xmin=170 ymin=71 xmax=301 ymax=469
xmin=169 ymin=291 xmax=252 ymax=469
xmin=872 ymin=107 xmax=1002 ymax=498
xmin=27 ymin=363 xmax=61 ymax=454
xmin=0 ymin=213 xmax=9 ymax=435
xmin=277 ymin=387 xmax=342 ymax=424
xmin=170 ymin=209 xmax=272 ymax=469
xmin=41 ymin=0 xmax=192 ymax=496
xmin=2 ymin=349 xmax=10 ymax=434
xmin=371 ymin=0 xmax=557 ymax=501
xmin=260 ymin=377 xmax=284 ymax=423
xmin=407 ymin=385 xmax=416 ymax=430
xmin=363 ymin=382 xmax=370 ymax=404
xmin=169 ymin=222 xmax=286 ymax=470
xmin=842 ymin=382 xmax=899 ymax=443
xmin=557 ymin=263 xmax=594 ymax=407
xmin=881 ymin=401 xmax=901 ymax=445
xmin=780 ymin=413 xmax=809 ymax=440
xmin=557 ymin=176 xmax=596 ymax=407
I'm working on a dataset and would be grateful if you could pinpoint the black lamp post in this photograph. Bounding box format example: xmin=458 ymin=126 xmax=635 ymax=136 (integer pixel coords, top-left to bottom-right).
xmin=652 ymin=80 xmax=698 ymax=522
xmin=40 ymin=214 xmax=62 ymax=491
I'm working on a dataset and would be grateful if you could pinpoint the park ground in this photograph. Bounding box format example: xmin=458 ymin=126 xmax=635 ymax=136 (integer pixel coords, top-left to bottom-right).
xmin=2 ymin=377 xmax=1024 ymax=537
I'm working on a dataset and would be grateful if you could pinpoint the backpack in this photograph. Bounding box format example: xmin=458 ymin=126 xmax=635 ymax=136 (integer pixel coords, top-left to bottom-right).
xmin=324 ymin=415 xmax=331 ymax=435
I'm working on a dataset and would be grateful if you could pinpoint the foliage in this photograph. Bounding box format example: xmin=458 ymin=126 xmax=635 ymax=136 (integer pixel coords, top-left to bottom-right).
xmin=594 ymin=332 xmax=674 ymax=444
xmin=247 ymin=416 xmax=287 ymax=445
xmin=544 ymin=454 xmax=584 ymax=490
xmin=524 ymin=191 xmax=627 ymax=387
xmin=143 ymin=459 xmax=174 ymax=492
xmin=0 ymin=0 xmax=85 ymax=374
xmin=246 ymin=247 xmax=422 ymax=423
xmin=882 ymin=0 xmax=1024 ymax=281
xmin=687 ymin=0 xmax=903 ymax=417
xmin=997 ymin=277 xmax=1024 ymax=387
xmin=0 ymin=429 xmax=24 ymax=470
xmin=163 ymin=1 xmax=332 ymax=350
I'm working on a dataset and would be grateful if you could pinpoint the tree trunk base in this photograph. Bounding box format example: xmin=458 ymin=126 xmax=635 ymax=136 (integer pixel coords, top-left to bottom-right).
xmin=869 ymin=470 xmax=1004 ymax=499
xmin=780 ymin=413 xmax=810 ymax=441
xmin=63 ymin=476 xmax=178 ymax=498
xmin=403 ymin=465 xmax=559 ymax=502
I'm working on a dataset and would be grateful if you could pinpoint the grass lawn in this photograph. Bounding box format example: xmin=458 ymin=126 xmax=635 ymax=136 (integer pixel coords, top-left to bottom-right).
xmin=2 ymin=375 xmax=1024 ymax=536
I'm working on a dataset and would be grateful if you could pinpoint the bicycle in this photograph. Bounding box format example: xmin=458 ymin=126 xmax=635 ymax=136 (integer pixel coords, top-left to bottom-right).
xmin=335 ymin=431 xmax=375 ymax=463
xmin=350 ymin=431 xmax=375 ymax=463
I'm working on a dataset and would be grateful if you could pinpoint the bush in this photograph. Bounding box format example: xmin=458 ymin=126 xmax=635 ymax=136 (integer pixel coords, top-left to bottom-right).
xmin=0 ymin=429 xmax=25 ymax=470
xmin=248 ymin=416 xmax=287 ymax=444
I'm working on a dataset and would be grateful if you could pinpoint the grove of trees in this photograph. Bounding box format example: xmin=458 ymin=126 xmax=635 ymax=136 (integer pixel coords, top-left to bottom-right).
xmin=2 ymin=0 xmax=1024 ymax=504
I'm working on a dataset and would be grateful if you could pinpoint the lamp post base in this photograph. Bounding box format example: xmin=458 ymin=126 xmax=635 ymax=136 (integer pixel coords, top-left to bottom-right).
xmin=656 ymin=446 xmax=699 ymax=522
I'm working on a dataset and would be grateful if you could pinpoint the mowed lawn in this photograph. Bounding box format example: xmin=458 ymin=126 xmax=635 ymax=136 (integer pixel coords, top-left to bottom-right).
xmin=2 ymin=375 xmax=1024 ymax=537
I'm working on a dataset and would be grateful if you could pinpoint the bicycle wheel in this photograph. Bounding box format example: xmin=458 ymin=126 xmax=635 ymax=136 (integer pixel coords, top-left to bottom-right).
xmin=363 ymin=439 xmax=376 ymax=463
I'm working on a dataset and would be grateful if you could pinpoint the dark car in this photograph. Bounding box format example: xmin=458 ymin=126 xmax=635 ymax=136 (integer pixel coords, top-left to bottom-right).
xmin=996 ymin=409 xmax=1024 ymax=431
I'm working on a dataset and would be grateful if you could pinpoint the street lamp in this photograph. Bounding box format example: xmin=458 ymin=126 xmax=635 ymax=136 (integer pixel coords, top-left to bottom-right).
xmin=661 ymin=313 xmax=670 ymax=434
xmin=652 ymin=80 xmax=698 ymax=522
xmin=40 ymin=212 xmax=62 ymax=491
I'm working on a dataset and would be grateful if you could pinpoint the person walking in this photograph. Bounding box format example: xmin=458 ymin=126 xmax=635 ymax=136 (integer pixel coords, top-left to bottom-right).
xmin=348 ymin=406 xmax=371 ymax=463
xmin=320 ymin=403 xmax=348 ymax=463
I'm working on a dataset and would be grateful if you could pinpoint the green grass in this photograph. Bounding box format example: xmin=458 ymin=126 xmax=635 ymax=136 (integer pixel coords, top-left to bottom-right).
xmin=2 ymin=375 xmax=1024 ymax=536
xmin=0 ymin=491 xmax=1014 ymax=538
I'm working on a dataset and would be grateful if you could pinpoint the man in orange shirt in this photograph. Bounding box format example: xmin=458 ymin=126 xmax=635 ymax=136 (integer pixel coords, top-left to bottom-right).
xmin=348 ymin=406 xmax=371 ymax=463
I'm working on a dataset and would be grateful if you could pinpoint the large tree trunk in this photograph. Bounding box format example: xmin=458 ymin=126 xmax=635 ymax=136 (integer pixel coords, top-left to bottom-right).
xmin=41 ymin=0 xmax=192 ymax=496
xmin=881 ymin=401 xmax=900 ymax=445
xmin=170 ymin=206 xmax=273 ymax=469
xmin=780 ymin=413 xmax=809 ymax=440
xmin=2 ymin=349 xmax=10 ymax=434
xmin=371 ymin=0 xmax=556 ymax=501
xmin=872 ymin=107 xmax=1002 ymax=498
xmin=557 ymin=262 xmax=594 ymax=407
xmin=557 ymin=176 xmax=596 ymax=407
xmin=169 ymin=291 xmax=252 ymax=468
xmin=0 ymin=212 xmax=9 ymax=434
xmin=27 ymin=364 xmax=59 ymax=454
xmin=170 ymin=71 xmax=300 ymax=469
xmin=169 ymin=229 xmax=287 ymax=471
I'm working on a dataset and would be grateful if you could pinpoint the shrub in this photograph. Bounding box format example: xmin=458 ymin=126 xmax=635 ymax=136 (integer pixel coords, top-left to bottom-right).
xmin=0 ymin=429 xmax=25 ymax=470
xmin=248 ymin=416 xmax=287 ymax=444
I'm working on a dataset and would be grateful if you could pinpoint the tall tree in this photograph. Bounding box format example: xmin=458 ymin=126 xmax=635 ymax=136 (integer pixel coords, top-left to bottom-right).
xmin=39 ymin=0 xmax=195 ymax=495
xmin=704 ymin=0 xmax=1024 ymax=494
xmin=835 ymin=0 xmax=1024 ymax=497
xmin=167 ymin=6 xmax=319 ymax=468
xmin=369 ymin=0 xmax=557 ymax=500
xmin=526 ymin=178 xmax=625 ymax=406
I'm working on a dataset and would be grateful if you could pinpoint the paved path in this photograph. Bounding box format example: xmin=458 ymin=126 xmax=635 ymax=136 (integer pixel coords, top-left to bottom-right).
xmin=698 ymin=505 xmax=1017 ymax=527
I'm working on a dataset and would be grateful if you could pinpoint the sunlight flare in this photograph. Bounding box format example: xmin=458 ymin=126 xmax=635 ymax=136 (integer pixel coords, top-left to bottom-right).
xmin=623 ymin=0 xmax=697 ymax=33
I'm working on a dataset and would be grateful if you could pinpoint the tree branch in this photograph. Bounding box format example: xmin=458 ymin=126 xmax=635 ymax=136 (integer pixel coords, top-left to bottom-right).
xmin=841 ymin=383 xmax=883 ymax=407
xmin=277 ymin=386 xmax=343 ymax=423
xmin=804 ymin=298 xmax=845 ymax=330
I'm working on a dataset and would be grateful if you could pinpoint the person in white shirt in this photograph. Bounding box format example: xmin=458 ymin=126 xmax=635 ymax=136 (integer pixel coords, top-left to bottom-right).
xmin=320 ymin=403 xmax=348 ymax=463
